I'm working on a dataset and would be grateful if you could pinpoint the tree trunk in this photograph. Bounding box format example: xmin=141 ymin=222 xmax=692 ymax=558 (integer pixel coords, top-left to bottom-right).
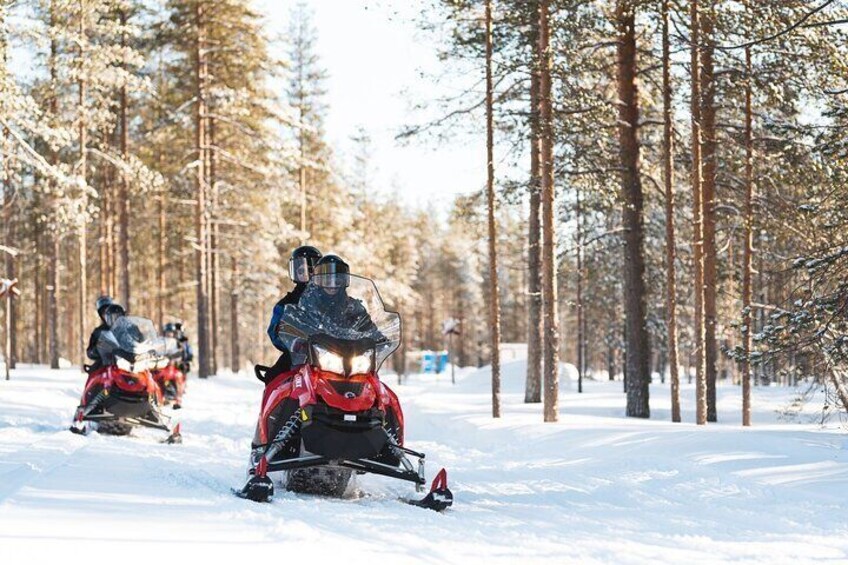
xmin=485 ymin=0 xmax=501 ymax=418
xmin=616 ymin=0 xmax=650 ymax=419
xmin=231 ymin=257 xmax=240 ymax=372
xmin=35 ymin=233 xmax=43 ymax=364
xmin=576 ymin=182 xmax=584 ymax=393
xmin=699 ymin=6 xmax=718 ymax=422
xmin=98 ymin=165 xmax=108 ymax=295
xmin=158 ymin=192 xmax=166 ymax=329
xmin=742 ymin=46 xmax=754 ymax=427
xmin=48 ymin=4 xmax=60 ymax=370
xmin=50 ymin=237 xmax=60 ymax=369
xmin=104 ymin=161 xmax=116 ymax=296
xmin=525 ymin=0 xmax=543 ymax=404
xmin=3 ymin=134 xmax=15 ymax=369
xmin=68 ymin=243 xmax=78 ymax=365
xmin=78 ymin=0 xmax=88 ymax=367
xmin=539 ymin=0 xmax=559 ymax=422
xmin=662 ymin=0 xmax=681 ymax=423
xmin=178 ymin=249 xmax=185 ymax=318
xmin=156 ymin=56 xmax=167 ymax=330
xmin=119 ymin=9 xmax=130 ymax=311
xmin=6 ymin=207 xmax=14 ymax=371
xmin=1 ymin=4 xmax=13 ymax=368
xmin=194 ymin=1 xmax=211 ymax=379
xmin=299 ymin=57 xmax=307 ymax=242
xmin=690 ymin=0 xmax=707 ymax=425
xmin=209 ymin=118 xmax=219 ymax=375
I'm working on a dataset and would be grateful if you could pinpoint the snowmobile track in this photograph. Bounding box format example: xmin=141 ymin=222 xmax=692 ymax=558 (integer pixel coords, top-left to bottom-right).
xmin=0 ymin=431 xmax=92 ymax=504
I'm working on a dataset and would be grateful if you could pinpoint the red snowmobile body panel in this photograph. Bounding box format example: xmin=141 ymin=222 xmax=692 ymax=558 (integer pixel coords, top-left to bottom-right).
xmin=255 ymin=364 xmax=404 ymax=447
xmin=80 ymin=365 xmax=163 ymax=407
xmin=73 ymin=365 xmax=170 ymax=435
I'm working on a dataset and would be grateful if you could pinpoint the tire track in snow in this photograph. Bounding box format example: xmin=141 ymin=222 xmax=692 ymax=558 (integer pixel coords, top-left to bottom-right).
xmin=0 ymin=431 xmax=91 ymax=505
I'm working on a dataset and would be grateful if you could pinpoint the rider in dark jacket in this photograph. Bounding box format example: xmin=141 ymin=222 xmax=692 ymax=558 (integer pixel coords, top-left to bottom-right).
xmin=164 ymin=322 xmax=194 ymax=374
xmin=86 ymin=296 xmax=126 ymax=372
xmin=264 ymin=245 xmax=322 ymax=380
xmin=310 ymin=255 xmax=382 ymax=341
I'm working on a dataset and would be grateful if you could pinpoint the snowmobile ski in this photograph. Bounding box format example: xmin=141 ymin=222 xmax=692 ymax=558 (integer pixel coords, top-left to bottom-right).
xmin=233 ymin=475 xmax=274 ymax=502
xmin=162 ymin=422 xmax=182 ymax=444
xmin=404 ymin=468 xmax=453 ymax=512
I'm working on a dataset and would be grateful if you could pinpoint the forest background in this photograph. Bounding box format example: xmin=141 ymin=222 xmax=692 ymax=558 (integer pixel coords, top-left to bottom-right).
xmin=2 ymin=0 xmax=847 ymax=425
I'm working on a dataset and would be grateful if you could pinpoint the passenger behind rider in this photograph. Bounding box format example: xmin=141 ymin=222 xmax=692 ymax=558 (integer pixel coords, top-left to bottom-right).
xmin=264 ymin=245 xmax=323 ymax=381
xmin=163 ymin=322 xmax=194 ymax=374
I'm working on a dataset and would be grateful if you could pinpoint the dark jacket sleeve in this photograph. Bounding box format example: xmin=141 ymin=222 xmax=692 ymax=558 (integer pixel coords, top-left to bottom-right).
xmin=267 ymin=286 xmax=305 ymax=352
xmin=267 ymin=301 xmax=287 ymax=352
xmin=181 ymin=340 xmax=194 ymax=362
xmin=86 ymin=326 xmax=104 ymax=361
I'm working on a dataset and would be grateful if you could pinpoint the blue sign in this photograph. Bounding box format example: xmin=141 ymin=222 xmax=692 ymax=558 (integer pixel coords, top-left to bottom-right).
xmin=422 ymin=351 xmax=449 ymax=374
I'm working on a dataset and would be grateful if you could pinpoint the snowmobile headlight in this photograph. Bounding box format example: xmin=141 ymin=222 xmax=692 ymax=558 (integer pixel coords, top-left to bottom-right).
xmin=349 ymin=349 xmax=374 ymax=375
xmin=314 ymin=344 xmax=345 ymax=375
xmin=116 ymin=357 xmax=133 ymax=372
xmin=130 ymin=353 xmax=155 ymax=372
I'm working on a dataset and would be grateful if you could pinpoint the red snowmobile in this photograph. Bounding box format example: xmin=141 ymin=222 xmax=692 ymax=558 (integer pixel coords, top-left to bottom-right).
xmin=236 ymin=275 xmax=453 ymax=511
xmin=152 ymin=363 xmax=186 ymax=409
xmin=153 ymin=322 xmax=192 ymax=409
xmin=70 ymin=316 xmax=181 ymax=442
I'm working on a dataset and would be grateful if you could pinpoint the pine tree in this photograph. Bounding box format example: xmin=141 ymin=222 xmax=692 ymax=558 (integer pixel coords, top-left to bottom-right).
xmin=615 ymin=0 xmax=650 ymax=418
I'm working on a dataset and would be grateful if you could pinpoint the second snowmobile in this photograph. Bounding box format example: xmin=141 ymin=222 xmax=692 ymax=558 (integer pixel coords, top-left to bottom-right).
xmin=152 ymin=362 xmax=186 ymax=409
xmin=70 ymin=316 xmax=181 ymax=442
xmin=236 ymin=274 xmax=453 ymax=511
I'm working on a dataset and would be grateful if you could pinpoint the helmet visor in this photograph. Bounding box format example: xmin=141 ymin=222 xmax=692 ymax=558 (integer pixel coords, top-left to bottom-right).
xmin=104 ymin=307 xmax=125 ymax=327
xmin=289 ymin=256 xmax=312 ymax=283
xmin=313 ymin=263 xmax=350 ymax=289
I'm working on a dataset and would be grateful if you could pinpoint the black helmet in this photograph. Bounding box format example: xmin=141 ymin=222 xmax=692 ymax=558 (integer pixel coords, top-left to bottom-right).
xmin=288 ymin=245 xmax=322 ymax=284
xmin=313 ymin=254 xmax=350 ymax=290
xmin=102 ymin=303 xmax=126 ymax=328
xmin=163 ymin=321 xmax=185 ymax=341
xmin=95 ymin=295 xmax=114 ymax=317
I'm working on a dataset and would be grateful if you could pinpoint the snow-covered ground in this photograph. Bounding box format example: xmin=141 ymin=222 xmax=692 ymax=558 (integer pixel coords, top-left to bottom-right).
xmin=1 ymin=361 xmax=847 ymax=564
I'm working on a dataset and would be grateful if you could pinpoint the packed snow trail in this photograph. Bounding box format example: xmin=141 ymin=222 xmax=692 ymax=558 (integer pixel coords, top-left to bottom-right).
xmin=1 ymin=362 xmax=847 ymax=564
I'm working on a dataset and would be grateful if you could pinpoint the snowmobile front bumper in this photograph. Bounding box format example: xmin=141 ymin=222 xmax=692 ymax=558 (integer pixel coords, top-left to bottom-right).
xmin=83 ymin=412 xmax=169 ymax=431
xmin=266 ymin=454 xmax=426 ymax=487
xmin=299 ymin=404 xmax=388 ymax=460
xmin=101 ymin=391 xmax=156 ymax=419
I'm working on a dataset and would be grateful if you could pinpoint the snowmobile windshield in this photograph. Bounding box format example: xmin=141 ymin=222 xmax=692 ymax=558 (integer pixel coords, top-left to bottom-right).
xmin=108 ymin=316 xmax=161 ymax=355
xmin=96 ymin=317 xmax=173 ymax=372
xmin=276 ymin=274 xmax=401 ymax=372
